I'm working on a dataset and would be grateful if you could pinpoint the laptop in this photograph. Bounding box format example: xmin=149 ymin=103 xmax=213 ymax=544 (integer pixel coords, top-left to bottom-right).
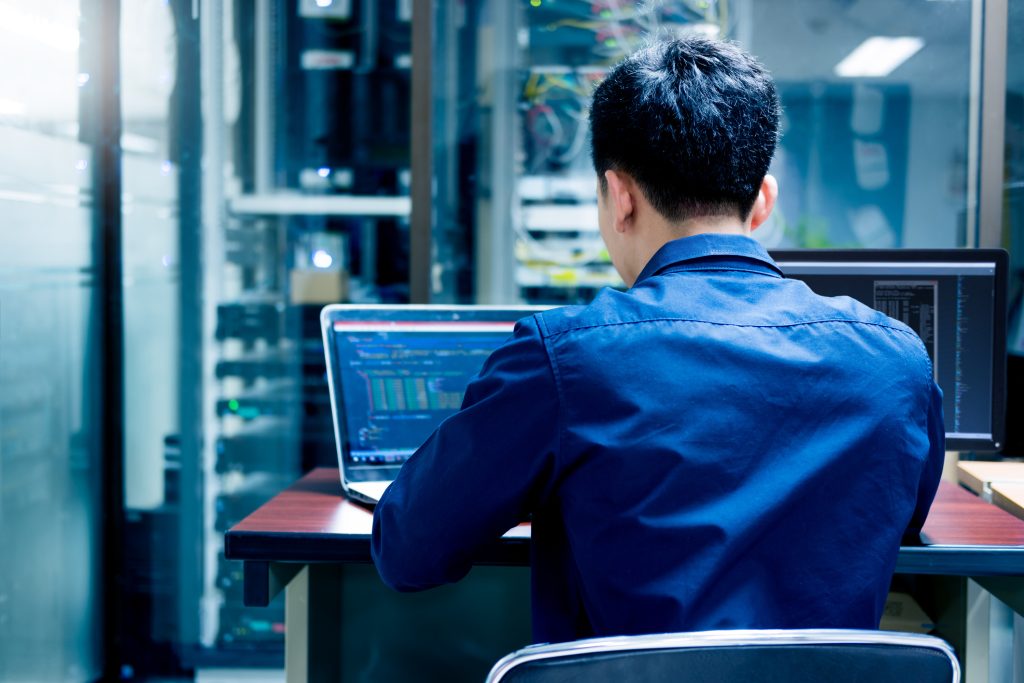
xmin=771 ymin=248 xmax=1008 ymax=452
xmin=321 ymin=304 xmax=547 ymax=504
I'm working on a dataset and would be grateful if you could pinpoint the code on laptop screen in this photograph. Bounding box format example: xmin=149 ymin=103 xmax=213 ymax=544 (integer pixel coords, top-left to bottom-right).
xmin=332 ymin=322 xmax=514 ymax=463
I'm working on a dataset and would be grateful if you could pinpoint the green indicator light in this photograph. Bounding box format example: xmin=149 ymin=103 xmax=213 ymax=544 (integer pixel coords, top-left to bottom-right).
xmin=605 ymin=38 xmax=617 ymax=47
xmin=228 ymin=399 xmax=239 ymax=412
xmin=530 ymin=0 xmax=541 ymax=6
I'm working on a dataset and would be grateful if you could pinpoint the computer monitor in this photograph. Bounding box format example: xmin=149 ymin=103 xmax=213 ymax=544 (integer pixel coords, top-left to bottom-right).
xmin=771 ymin=249 xmax=1008 ymax=452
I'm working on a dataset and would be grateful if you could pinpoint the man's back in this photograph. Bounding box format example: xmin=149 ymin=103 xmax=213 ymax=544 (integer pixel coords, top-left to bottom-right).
xmin=372 ymin=234 xmax=944 ymax=643
xmin=371 ymin=36 xmax=944 ymax=645
xmin=527 ymin=234 xmax=943 ymax=641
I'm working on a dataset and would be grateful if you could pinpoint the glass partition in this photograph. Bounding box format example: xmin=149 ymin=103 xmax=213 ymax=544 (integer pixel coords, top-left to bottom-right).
xmin=0 ymin=0 xmax=102 ymax=680
xmin=119 ymin=0 xmax=187 ymax=677
xmin=121 ymin=0 xmax=179 ymax=512
xmin=1007 ymin=0 xmax=1024 ymax=353
xmin=432 ymin=0 xmax=979 ymax=305
xmin=1003 ymin=0 xmax=1023 ymax=457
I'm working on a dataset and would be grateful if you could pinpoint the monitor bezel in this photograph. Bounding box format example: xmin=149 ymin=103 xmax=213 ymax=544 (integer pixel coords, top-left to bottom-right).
xmin=769 ymin=248 xmax=1009 ymax=453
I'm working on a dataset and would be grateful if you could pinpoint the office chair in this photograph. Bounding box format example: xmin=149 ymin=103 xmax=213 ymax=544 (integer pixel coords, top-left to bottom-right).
xmin=485 ymin=629 xmax=959 ymax=683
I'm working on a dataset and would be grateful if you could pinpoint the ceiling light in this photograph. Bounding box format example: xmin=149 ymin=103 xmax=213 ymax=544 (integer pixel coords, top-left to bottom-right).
xmin=834 ymin=37 xmax=924 ymax=78
xmin=312 ymin=249 xmax=334 ymax=269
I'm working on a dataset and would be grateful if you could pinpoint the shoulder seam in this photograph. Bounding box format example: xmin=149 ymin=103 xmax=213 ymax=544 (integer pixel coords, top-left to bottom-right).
xmin=544 ymin=316 xmax=926 ymax=339
xmin=656 ymin=265 xmax=783 ymax=278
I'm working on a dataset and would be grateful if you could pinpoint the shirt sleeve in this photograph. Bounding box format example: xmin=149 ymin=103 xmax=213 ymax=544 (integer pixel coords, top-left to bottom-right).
xmin=902 ymin=381 xmax=945 ymax=544
xmin=371 ymin=315 xmax=560 ymax=591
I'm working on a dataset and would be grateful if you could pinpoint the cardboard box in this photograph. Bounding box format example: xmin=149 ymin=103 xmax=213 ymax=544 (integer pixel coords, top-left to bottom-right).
xmin=290 ymin=269 xmax=348 ymax=305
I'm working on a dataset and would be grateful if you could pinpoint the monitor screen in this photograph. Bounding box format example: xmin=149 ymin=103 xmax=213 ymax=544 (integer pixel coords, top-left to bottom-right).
xmin=331 ymin=320 xmax=516 ymax=464
xmin=772 ymin=249 xmax=1007 ymax=451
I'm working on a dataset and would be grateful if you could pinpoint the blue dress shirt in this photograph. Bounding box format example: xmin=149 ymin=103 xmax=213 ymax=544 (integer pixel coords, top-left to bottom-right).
xmin=372 ymin=233 xmax=945 ymax=644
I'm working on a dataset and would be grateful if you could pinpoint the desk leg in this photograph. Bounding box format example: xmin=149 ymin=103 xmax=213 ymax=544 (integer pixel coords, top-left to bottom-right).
xmin=976 ymin=577 xmax=1024 ymax=620
xmin=977 ymin=578 xmax=1024 ymax=683
xmin=966 ymin=579 xmax=1021 ymax=683
xmin=967 ymin=579 xmax=994 ymax=683
xmin=1016 ymin=614 xmax=1024 ymax=683
xmin=285 ymin=564 xmax=343 ymax=683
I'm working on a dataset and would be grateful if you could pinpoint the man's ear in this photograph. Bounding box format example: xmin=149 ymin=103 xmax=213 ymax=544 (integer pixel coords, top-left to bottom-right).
xmin=604 ymin=169 xmax=635 ymax=234
xmin=749 ymin=174 xmax=778 ymax=231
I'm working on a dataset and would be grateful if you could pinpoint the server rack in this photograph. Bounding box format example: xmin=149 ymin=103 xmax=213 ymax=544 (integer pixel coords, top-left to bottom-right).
xmin=192 ymin=0 xmax=413 ymax=662
xmin=430 ymin=0 xmax=728 ymax=307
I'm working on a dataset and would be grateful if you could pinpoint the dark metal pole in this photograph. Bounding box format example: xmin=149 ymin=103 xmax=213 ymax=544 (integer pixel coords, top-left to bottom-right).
xmin=410 ymin=0 xmax=434 ymax=303
xmin=85 ymin=0 xmax=125 ymax=678
xmin=172 ymin=0 xmax=204 ymax=659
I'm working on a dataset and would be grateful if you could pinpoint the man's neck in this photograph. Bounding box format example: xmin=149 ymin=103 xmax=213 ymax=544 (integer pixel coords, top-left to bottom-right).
xmin=666 ymin=214 xmax=750 ymax=239
xmin=627 ymin=215 xmax=750 ymax=285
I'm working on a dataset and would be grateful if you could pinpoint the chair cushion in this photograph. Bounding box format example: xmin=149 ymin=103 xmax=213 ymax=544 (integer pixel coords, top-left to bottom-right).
xmin=500 ymin=644 xmax=954 ymax=683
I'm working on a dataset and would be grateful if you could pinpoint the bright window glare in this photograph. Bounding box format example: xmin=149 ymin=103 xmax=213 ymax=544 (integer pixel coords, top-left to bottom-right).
xmin=834 ymin=37 xmax=925 ymax=78
xmin=0 ymin=98 xmax=27 ymax=116
xmin=0 ymin=6 xmax=79 ymax=52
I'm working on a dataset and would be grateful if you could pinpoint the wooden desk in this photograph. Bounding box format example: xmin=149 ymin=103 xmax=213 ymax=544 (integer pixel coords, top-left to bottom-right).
xmin=226 ymin=468 xmax=1024 ymax=682
xmin=992 ymin=483 xmax=1024 ymax=522
xmin=227 ymin=468 xmax=529 ymax=579
xmin=957 ymin=461 xmax=1024 ymax=497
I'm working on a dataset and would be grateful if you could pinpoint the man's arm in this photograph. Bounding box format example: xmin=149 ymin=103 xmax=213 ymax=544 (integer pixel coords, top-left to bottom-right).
xmin=903 ymin=381 xmax=945 ymax=545
xmin=371 ymin=316 xmax=560 ymax=591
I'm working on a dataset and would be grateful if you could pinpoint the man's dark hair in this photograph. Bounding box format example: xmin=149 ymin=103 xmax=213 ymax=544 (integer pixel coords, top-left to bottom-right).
xmin=590 ymin=37 xmax=780 ymax=222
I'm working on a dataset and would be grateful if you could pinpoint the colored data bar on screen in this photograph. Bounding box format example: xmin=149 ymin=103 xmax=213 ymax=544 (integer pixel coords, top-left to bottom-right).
xmin=334 ymin=321 xmax=517 ymax=332
xmin=777 ymin=262 xmax=996 ymax=276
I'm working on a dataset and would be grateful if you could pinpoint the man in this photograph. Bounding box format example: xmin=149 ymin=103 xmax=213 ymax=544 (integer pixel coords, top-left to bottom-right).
xmin=372 ymin=37 xmax=944 ymax=644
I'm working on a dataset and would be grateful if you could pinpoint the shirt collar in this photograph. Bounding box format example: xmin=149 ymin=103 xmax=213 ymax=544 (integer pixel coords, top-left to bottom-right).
xmin=633 ymin=233 xmax=784 ymax=286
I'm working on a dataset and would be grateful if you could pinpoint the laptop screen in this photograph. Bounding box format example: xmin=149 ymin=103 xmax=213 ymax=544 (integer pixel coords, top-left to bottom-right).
xmin=772 ymin=249 xmax=1008 ymax=452
xmin=333 ymin=321 xmax=513 ymax=463
xmin=325 ymin=310 xmax=534 ymax=467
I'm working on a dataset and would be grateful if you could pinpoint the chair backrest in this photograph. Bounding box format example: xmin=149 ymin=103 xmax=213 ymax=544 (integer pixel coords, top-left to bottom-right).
xmin=485 ymin=629 xmax=959 ymax=683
